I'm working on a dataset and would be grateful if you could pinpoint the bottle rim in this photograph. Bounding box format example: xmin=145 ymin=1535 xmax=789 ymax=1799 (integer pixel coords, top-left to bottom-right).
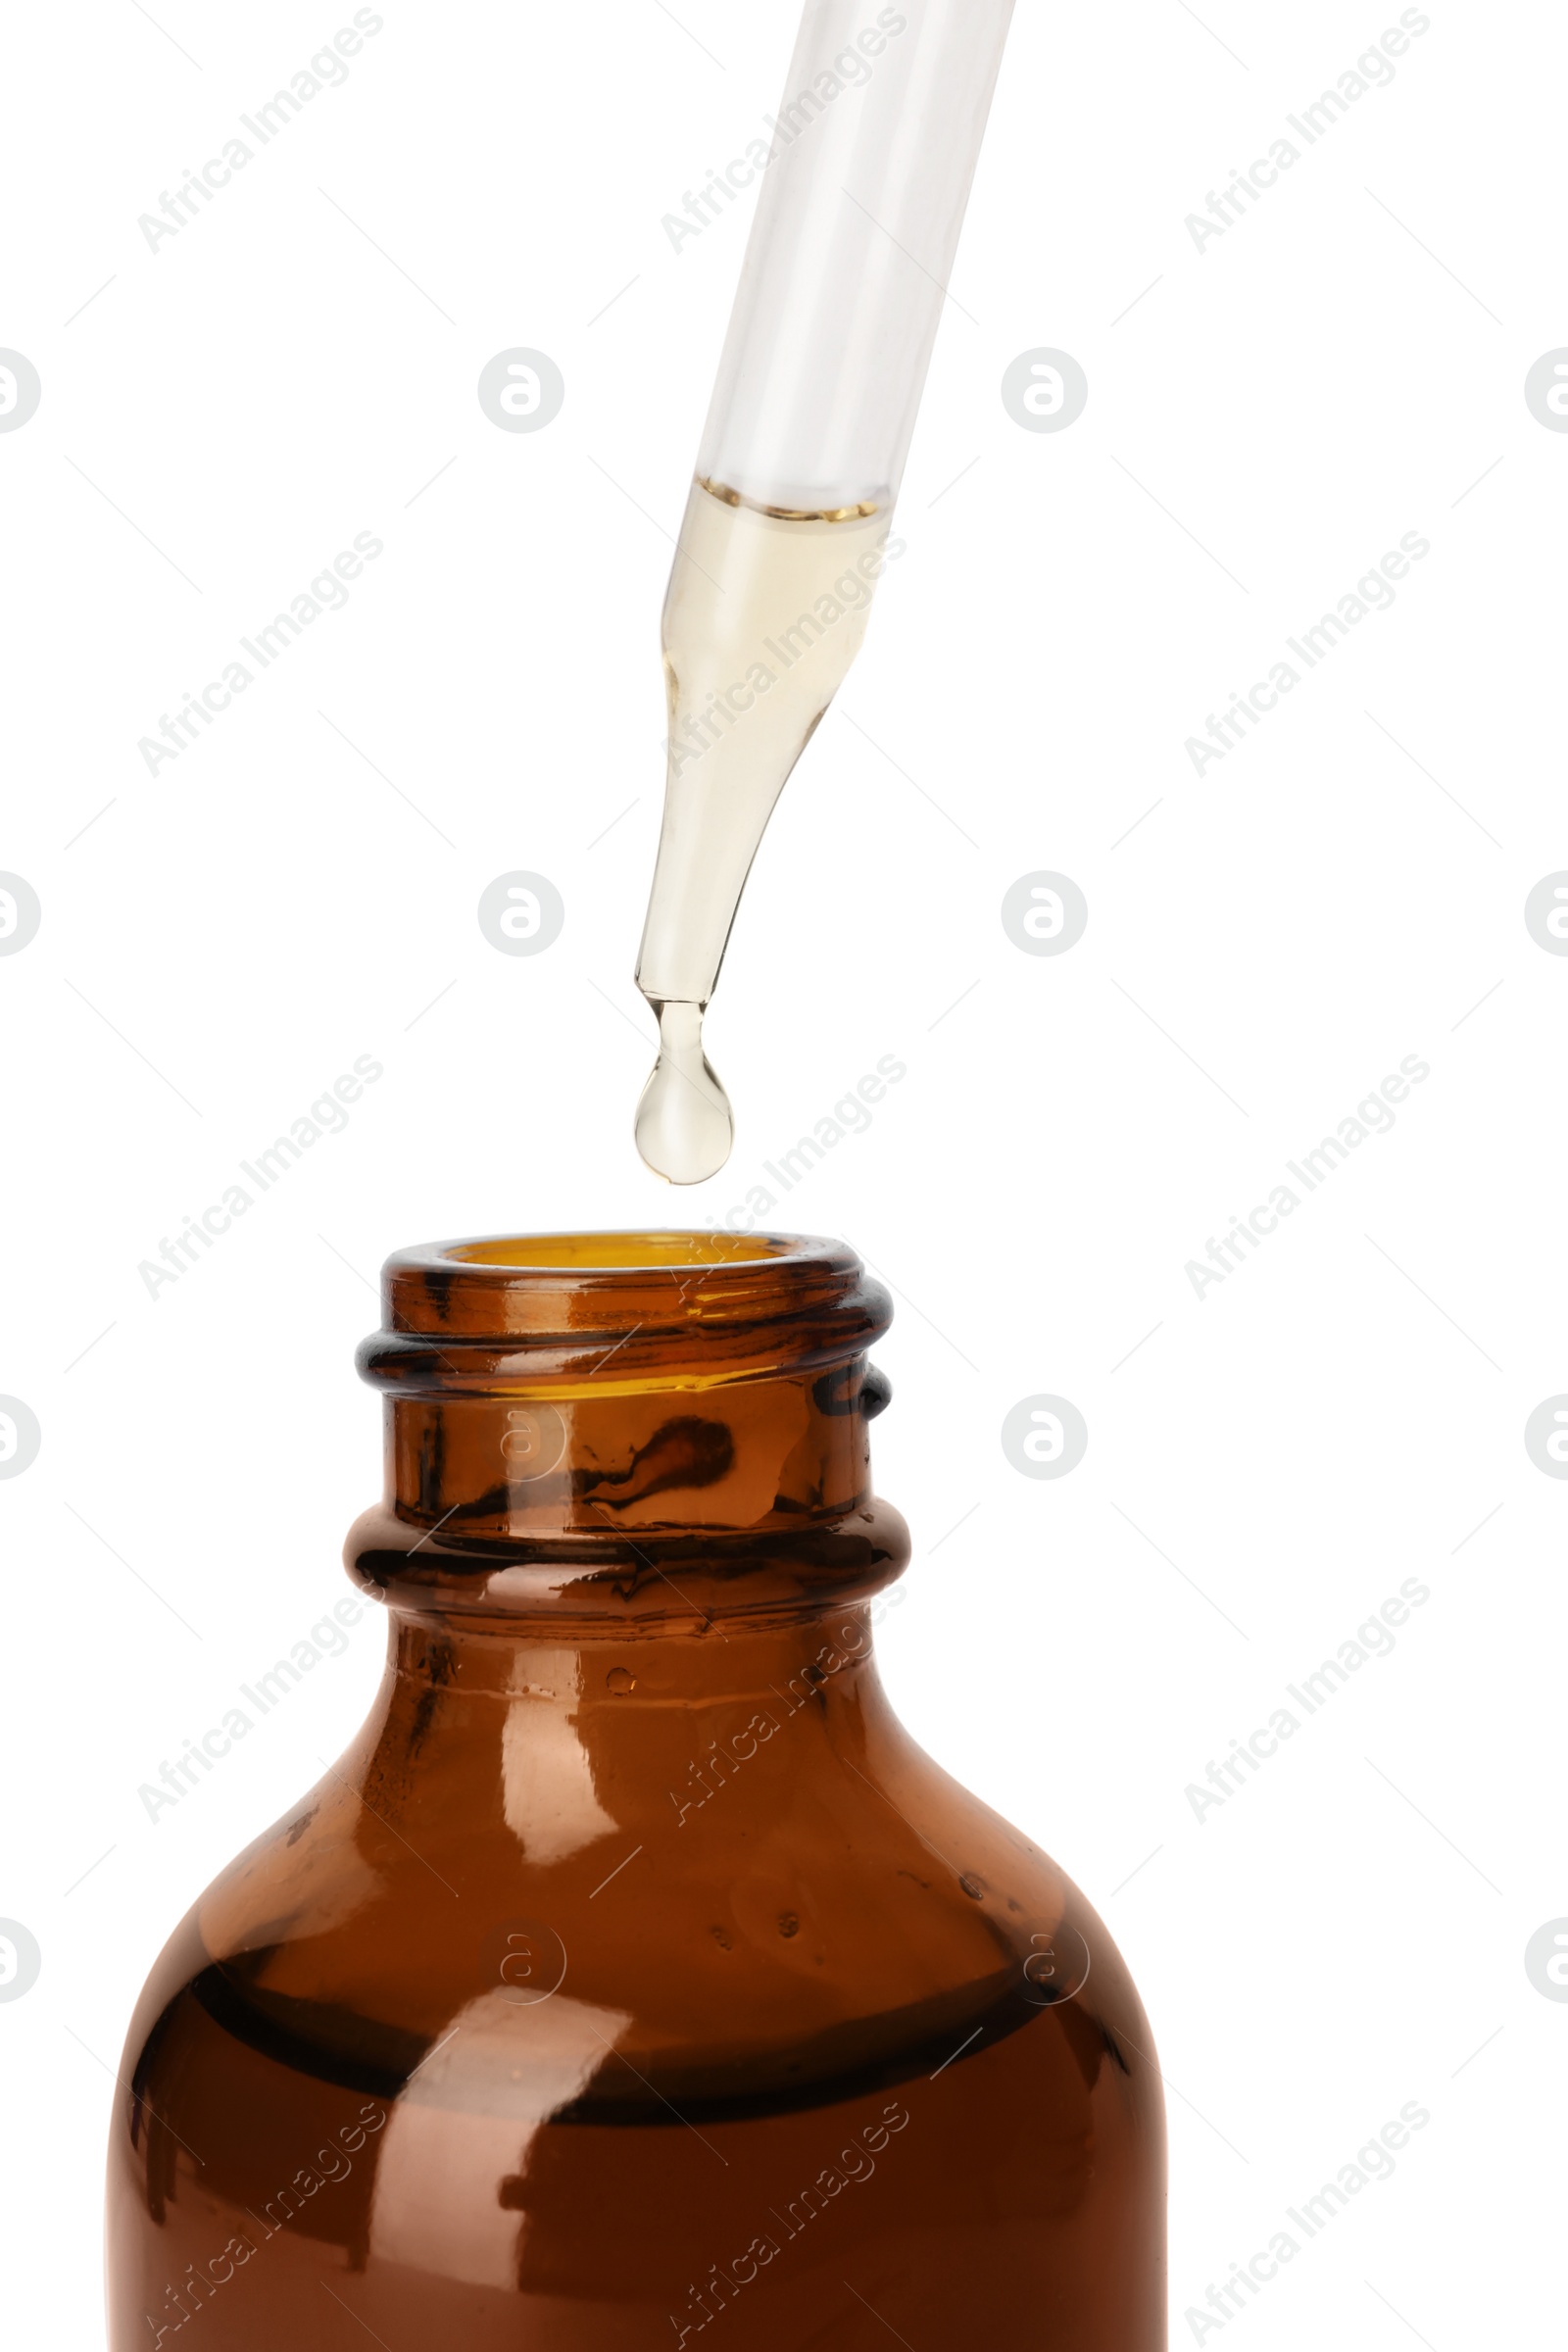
xmin=359 ymin=1230 xmax=891 ymax=1394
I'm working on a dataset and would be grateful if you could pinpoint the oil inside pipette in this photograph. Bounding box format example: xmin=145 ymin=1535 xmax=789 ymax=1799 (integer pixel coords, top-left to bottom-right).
xmin=634 ymin=1000 xmax=734 ymax=1185
xmin=634 ymin=479 xmax=894 ymax=1185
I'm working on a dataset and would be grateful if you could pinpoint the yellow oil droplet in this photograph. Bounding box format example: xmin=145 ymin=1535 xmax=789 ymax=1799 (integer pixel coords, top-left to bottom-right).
xmin=634 ymin=1002 xmax=734 ymax=1184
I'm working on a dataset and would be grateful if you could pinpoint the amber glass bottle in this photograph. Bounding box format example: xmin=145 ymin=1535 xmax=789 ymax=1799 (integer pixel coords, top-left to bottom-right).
xmin=107 ymin=1233 xmax=1165 ymax=2348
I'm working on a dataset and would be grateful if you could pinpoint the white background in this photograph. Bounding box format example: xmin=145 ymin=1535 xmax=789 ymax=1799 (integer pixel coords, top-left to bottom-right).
xmin=1 ymin=1 xmax=1563 ymax=2343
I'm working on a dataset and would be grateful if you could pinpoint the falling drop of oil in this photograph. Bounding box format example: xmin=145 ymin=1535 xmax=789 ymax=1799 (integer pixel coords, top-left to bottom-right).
xmin=635 ymin=1001 xmax=734 ymax=1184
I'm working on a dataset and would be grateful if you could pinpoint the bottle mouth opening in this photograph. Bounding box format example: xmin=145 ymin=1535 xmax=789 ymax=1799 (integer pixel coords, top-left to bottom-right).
xmin=444 ymin=1232 xmax=794 ymax=1273
xmin=361 ymin=1230 xmax=891 ymax=1386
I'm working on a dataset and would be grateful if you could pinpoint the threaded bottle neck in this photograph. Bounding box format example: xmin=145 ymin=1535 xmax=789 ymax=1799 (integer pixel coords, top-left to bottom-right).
xmin=347 ymin=1232 xmax=906 ymax=1634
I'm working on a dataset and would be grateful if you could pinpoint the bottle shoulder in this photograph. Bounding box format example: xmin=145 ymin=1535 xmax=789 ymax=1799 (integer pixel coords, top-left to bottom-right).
xmin=122 ymin=1708 xmax=1152 ymax=2136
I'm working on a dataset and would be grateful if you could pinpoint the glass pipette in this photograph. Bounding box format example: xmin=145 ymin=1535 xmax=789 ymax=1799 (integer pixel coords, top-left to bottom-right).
xmin=634 ymin=0 xmax=1016 ymax=1183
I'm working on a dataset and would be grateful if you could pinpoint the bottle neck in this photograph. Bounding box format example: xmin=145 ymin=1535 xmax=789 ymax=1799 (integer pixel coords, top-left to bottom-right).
xmin=387 ymin=1601 xmax=890 ymax=1707
xmin=347 ymin=1231 xmax=906 ymax=1636
xmin=381 ymin=1365 xmax=874 ymax=1539
xmin=362 ymin=1600 xmax=904 ymax=1846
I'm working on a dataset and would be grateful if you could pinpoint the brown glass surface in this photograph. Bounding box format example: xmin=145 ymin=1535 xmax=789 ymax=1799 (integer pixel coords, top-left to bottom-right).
xmin=107 ymin=1233 xmax=1165 ymax=2348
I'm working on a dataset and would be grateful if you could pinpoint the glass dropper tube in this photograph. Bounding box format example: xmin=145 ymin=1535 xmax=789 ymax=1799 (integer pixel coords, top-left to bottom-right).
xmin=634 ymin=0 xmax=1016 ymax=1185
